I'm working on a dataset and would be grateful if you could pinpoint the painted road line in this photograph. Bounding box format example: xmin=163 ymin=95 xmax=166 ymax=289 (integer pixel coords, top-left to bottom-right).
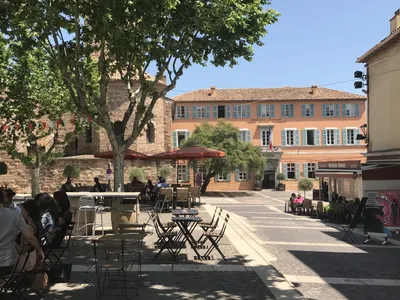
xmin=261 ymin=241 xmax=400 ymax=249
xmin=255 ymin=191 xmax=286 ymax=204
xmin=238 ymin=211 xmax=282 ymax=215
xmin=251 ymin=216 xmax=320 ymax=222
xmin=71 ymin=264 xmax=249 ymax=272
xmin=203 ymin=204 xmax=304 ymax=299
xmin=284 ymin=275 xmax=400 ymax=286
xmin=252 ymin=225 xmax=338 ymax=231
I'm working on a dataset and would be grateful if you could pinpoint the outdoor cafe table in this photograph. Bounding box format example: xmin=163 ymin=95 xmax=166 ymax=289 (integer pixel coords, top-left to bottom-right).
xmin=171 ymin=209 xmax=199 ymax=217
xmin=172 ymin=216 xmax=203 ymax=259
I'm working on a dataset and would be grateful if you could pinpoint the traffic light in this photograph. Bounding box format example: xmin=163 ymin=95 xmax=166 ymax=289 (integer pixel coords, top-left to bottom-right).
xmin=354 ymin=82 xmax=363 ymax=89
xmin=354 ymin=71 xmax=363 ymax=78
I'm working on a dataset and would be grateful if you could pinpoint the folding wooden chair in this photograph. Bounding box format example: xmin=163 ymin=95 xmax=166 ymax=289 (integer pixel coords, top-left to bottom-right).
xmin=341 ymin=197 xmax=367 ymax=242
xmin=204 ymin=214 xmax=230 ymax=260
xmin=302 ymin=199 xmax=313 ymax=215
xmin=176 ymin=188 xmax=190 ymax=209
xmin=197 ymin=208 xmax=223 ymax=246
xmin=150 ymin=213 xmax=177 ymax=261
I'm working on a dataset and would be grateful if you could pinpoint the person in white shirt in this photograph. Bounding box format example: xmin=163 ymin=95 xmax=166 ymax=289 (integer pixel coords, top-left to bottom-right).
xmin=0 ymin=191 xmax=44 ymax=278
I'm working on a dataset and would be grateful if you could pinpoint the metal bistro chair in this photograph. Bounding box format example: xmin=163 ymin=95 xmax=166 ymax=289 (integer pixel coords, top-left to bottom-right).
xmin=176 ymin=188 xmax=190 ymax=209
xmin=77 ymin=196 xmax=105 ymax=238
xmin=204 ymin=214 xmax=230 ymax=260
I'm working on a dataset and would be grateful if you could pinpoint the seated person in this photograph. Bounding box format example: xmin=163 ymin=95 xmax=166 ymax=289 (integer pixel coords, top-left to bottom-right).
xmin=51 ymin=191 xmax=72 ymax=248
xmin=289 ymin=193 xmax=296 ymax=212
xmin=155 ymin=178 xmax=169 ymax=194
xmin=92 ymin=177 xmax=104 ymax=192
xmin=15 ymin=200 xmax=41 ymax=272
xmin=61 ymin=177 xmax=75 ymax=192
xmin=293 ymin=194 xmax=304 ymax=206
xmin=35 ymin=193 xmax=57 ymax=245
xmin=2 ymin=189 xmax=20 ymax=213
xmin=0 ymin=192 xmax=44 ymax=278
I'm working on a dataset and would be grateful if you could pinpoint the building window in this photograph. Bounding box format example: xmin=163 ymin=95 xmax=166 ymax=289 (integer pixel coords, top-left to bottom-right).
xmin=301 ymin=104 xmax=314 ymax=117
xmin=287 ymin=163 xmax=295 ymax=179
xmin=258 ymin=104 xmax=275 ymax=118
xmin=214 ymin=105 xmax=231 ymax=119
xmin=177 ymin=165 xmax=189 ymax=181
xmin=261 ymin=129 xmax=271 ymax=146
xmin=308 ymin=163 xmax=316 ymax=179
xmin=239 ymin=130 xmax=251 ymax=143
xmin=322 ymin=104 xmax=340 ymax=117
xmin=342 ymin=104 xmax=360 ymax=117
xmin=281 ymin=104 xmax=294 ymax=118
xmin=146 ymin=122 xmax=155 ymax=143
xmin=216 ymin=173 xmax=231 ymax=181
xmin=286 ymin=130 xmax=295 ymax=146
xmin=235 ymin=169 xmax=250 ymax=181
xmin=345 ymin=129 xmax=356 ymax=145
xmin=233 ymin=104 xmax=250 ymax=118
xmin=176 ymin=105 xmax=189 ymax=119
xmin=193 ymin=105 xmax=210 ymax=119
xmin=326 ymin=129 xmax=336 ymax=145
xmin=85 ymin=124 xmax=92 ymax=143
xmin=306 ymin=130 xmax=315 ymax=145
xmin=173 ymin=130 xmax=190 ymax=148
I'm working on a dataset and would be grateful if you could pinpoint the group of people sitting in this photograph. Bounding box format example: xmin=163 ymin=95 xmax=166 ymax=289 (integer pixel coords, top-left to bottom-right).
xmin=0 ymin=189 xmax=72 ymax=280
xmin=288 ymin=193 xmax=305 ymax=212
xmin=131 ymin=176 xmax=170 ymax=201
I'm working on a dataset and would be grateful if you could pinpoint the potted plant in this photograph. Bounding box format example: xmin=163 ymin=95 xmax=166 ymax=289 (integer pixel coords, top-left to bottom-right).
xmin=298 ymin=177 xmax=314 ymax=198
xmin=129 ymin=167 xmax=146 ymax=182
xmin=158 ymin=165 xmax=173 ymax=180
xmin=63 ymin=164 xmax=80 ymax=180
xmin=276 ymin=173 xmax=285 ymax=191
xmin=253 ymin=174 xmax=263 ymax=191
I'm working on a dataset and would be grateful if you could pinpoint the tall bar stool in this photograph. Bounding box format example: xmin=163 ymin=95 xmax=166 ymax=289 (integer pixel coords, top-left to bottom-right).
xmin=76 ymin=195 xmax=104 ymax=238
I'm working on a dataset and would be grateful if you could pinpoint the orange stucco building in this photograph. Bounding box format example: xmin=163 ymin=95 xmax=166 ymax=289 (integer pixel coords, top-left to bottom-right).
xmin=172 ymin=86 xmax=367 ymax=191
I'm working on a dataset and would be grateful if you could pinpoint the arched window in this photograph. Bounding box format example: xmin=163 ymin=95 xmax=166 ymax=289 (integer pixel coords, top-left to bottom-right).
xmin=146 ymin=122 xmax=155 ymax=144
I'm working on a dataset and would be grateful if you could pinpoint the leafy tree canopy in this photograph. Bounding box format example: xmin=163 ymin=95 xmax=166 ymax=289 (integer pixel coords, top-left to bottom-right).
xmin=298 ymin=177 xmax=314 ymax=197
xmin=182 ymin=121 xmax=266 ymax=191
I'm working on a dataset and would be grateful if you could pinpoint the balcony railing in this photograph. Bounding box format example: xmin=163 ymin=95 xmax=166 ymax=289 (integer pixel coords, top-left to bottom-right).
xmin=260 ymin=146 xmax=282 ymax=153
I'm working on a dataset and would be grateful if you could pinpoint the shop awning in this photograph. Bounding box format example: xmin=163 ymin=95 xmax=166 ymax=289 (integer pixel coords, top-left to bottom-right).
xmin=315 ymin=169 xmax=362 ymax=179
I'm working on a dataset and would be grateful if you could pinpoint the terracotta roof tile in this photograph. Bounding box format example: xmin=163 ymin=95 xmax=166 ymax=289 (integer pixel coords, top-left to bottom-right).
xmin=357 ymin=28 xmax=400 ymax=63
xmin=173 ymin=87 xmax=365 ymax=102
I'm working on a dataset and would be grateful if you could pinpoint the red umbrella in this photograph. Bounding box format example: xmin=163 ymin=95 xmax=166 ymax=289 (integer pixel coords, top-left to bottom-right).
xmin=151 ymin=146 xmax=225 ymax=185
xmin=94 ymin=149 xmax=149 ymax=160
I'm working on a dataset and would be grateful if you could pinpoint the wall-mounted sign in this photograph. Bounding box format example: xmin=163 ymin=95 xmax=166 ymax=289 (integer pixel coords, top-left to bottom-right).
xmin=318 ymin=161 xmax=361 ymax=170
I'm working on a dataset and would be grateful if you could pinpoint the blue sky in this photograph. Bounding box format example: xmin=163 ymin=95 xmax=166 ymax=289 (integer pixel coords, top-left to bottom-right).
xmin=168 ymin=0 xmax=399 ymax=97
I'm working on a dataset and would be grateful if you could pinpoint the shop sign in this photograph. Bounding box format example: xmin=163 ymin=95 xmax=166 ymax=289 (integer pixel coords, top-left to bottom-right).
xmin=318 ymin=161 xmax=360 ymax=170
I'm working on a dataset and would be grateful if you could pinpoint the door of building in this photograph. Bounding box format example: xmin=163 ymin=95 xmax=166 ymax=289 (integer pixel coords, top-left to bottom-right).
xmin=262 ymin=162 xmax=276 ymax=189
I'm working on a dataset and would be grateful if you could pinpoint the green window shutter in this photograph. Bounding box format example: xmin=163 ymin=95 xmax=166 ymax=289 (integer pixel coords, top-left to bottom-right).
xmin=281 ymin=130 xmax=287 ymax=146
xmin=227 ymin=172 xmax=232 ymax=182
xmin=246 ymin=105 xmax=251 ymax=118
xmin=185 ymin=105 xmax=190 ymax=119
xmin=192 ymin=106 xmax=197 ymax=119
xmin=281 ymin=104 xmax=285 ymax=118
xmin=247 ymin=169 xmax=252 ymax=180
xmin=295 ymin=130 xmax=300 ymax=145
xmin=335 ymin=104 xmax=340 ymax=117
xmin=185 ymin=131 xmax=190 ymax=139
xmin=342 ymin=104 xmax=346 ymax=117
xmin=334 ymin=129 xmax=340 ymax=145
xmin=233 ymin=105 xmax=238 ymax=118
xmin=315 ymin=130 xmax=321 ymax=145
xmin=303 ymin=163 xmax=308 ymax=178
xmin=356 ymin=129 xmax=361 ymax=145
xmin=213 ymin=105 xmax=218 ymax=118
xmin=225 ymin=105 xmax=231 ymax=118
xmin=290 ymin=104 xmax=294 ymax=117
xmin=322 ymin=104 xmax=327 ymax=117
xmin=301 ymin=104 xmax=306 ymax=117
xmin=206 ymin=105 xmax=210 ymax=118
xmin=310 ymin=104 xmax=314 ymax=117
xmin=185 ymin=166 xmax=191 ymax=181
xmin=283 ymin=163 xmax=288 ymax=179
xmin=257 ymin=104 xmax=262 ymax=118
xmin=355 ymin=104 xmax=360 ymax=117
xmin=295 ymin=163 xmax=300 ymax=179
xmin=270 ymin=104 xmax=275 ymax=117
xmin=343 ymin=129 xmax=348 ymax=145
xmin=246 ymin=130 xmax=251 ymax=143
xmin=322 ymin=129 xmax=327 ymax=145
xmin=234 ymin=169 xmax=239 ymax=181
xmin=302 ymin=130 xmax=307 ymax=146
xmin=172 ymin=131 xmax=178 ymax=148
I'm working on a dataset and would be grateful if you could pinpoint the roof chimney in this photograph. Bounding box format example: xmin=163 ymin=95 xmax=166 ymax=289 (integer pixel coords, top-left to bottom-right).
xmin=310 ymin=85 xmax=318 ymax=95
xmin=390 ymin=9 xmax=400 ymax=32
xmin=209 ymin=86 xmax=216 ymax=96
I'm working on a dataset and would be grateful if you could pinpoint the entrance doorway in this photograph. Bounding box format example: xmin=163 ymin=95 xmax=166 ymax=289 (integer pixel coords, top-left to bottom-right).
xmin=262 ymin=162 xmax=276 ymax=189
